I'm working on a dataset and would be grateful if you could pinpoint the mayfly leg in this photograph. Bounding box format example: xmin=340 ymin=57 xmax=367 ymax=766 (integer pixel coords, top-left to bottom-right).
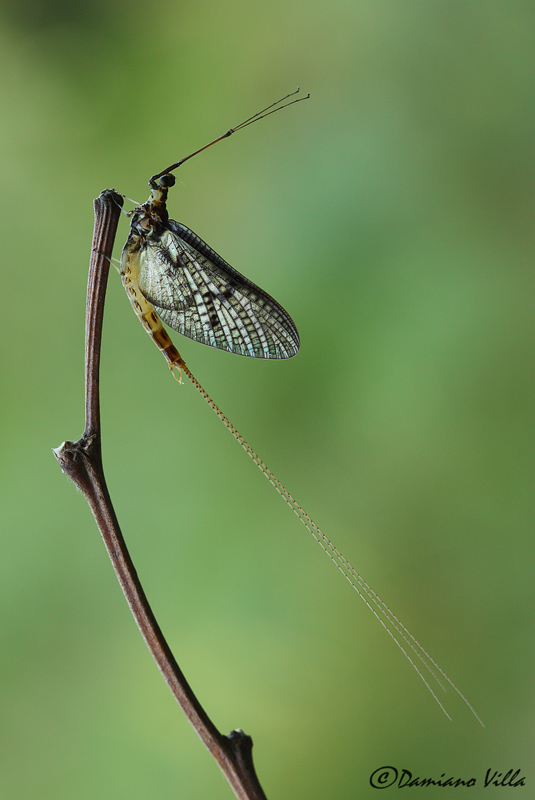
xmin=150 ymin=88 xmax=310 ymax=182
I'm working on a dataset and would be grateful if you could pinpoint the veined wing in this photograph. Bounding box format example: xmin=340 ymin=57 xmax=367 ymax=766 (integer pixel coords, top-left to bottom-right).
xmin=138 ymin=221 xmax=300 ymax=359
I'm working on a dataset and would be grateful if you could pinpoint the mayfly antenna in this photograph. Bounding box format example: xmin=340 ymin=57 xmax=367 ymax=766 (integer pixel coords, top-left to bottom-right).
xmin=150 ymin=87 xmax=310 ymax=183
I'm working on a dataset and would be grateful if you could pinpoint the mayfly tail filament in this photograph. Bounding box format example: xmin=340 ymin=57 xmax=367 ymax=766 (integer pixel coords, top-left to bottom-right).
xmin=179 ymin=360 xmax=484 ymax=726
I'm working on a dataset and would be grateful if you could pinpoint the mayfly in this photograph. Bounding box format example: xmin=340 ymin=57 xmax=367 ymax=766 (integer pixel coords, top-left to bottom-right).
xmin=120 ymin=89 xmax=482 ymax=725
xmin=121 ymin=90 xmax=303 ymax=364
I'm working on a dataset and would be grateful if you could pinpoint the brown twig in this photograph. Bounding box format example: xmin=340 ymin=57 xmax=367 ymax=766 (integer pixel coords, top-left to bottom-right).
xmin=53 ymin=189 xmax=267 ymax=800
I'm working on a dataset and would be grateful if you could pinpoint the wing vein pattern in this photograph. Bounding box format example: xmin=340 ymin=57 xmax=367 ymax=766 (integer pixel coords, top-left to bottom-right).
xmin=138 ymin=220 xmax=299 ymax=359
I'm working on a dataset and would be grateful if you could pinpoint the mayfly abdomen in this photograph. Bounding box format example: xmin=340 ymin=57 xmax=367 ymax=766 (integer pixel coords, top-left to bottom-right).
xmin=121 ymin=250 xmax=183 ymax=368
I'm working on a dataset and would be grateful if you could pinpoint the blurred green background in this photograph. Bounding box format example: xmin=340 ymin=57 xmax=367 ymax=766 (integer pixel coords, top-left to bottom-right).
xmin=1 ymin=0 xmax=533 ymax=797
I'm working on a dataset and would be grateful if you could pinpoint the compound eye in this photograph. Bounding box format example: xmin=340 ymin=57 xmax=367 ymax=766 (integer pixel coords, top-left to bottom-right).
xmin=158 ymin=174 xmax=175 ymax=188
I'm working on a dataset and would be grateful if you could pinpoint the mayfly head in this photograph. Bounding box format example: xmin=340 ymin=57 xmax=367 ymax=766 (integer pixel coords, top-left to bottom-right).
xmin=147 ymin=172 xmax=176 ymax=210
xmin=148 ymin=173 xmax=176 ymax=195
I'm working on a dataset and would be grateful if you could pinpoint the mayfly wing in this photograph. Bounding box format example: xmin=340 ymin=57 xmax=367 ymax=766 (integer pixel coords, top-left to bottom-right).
xmin=138 ymin=219 xmax=300 ymax=359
